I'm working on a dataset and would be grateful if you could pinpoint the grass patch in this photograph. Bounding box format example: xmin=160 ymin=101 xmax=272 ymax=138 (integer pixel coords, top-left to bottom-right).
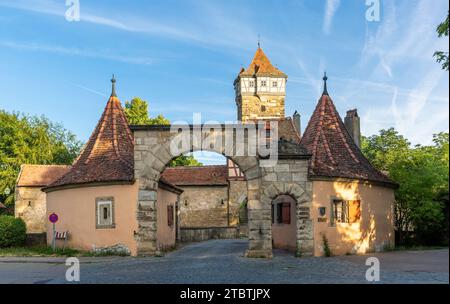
xmin=0 ymin=246 xmax=82 ymax=257
xmin=0 ymin=246 xmax=130 ymax=257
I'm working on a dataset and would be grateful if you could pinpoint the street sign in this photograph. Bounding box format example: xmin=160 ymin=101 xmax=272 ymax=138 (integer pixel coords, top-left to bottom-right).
xmin=49 ymin=213 xmax=59 ymax=223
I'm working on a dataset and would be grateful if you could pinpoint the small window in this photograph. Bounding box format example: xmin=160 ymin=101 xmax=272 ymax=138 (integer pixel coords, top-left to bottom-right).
xmin=331 ymin=199 xmax=360 ymax=224
xmin=261 ymin=105 xmax=267 ymax=112
xmin=167 ymin=205 xmax=174 ymax=227
xmin=332 ymin=199 xmax=348 ymax=224
xmin=96 ymin=198 xmax=115 ymax=229
xmin=261 ymin=80 xmax=267 ymax=87
xmin=272 ymin=81 xmax=278 ymax=87
xmin=249 ymin=80 xmax=255 ymax=88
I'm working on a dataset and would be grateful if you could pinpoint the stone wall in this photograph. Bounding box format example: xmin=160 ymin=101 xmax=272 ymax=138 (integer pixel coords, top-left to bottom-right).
xmin=239 ymin=95 xmax=285 ymax=122
xmin=178 ymin=185 xmax=229 ymax=227
xmin=180 ymin=227 xmax=239 ymax=242
xmin=260 ymin=159 xmax=314 ymax=257
xmin=15 ymin=186 xmax=47 ymax=233
xmin=228 ymin=180 xmax=247 ymax=226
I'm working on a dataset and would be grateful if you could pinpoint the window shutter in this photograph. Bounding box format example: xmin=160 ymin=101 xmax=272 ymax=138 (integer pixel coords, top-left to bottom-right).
xmin=282 ymin=203 xmax=291 ymax=224
xmin=349 ymin=200 xmax=361 ymax=223
xmin=167 ymin=205 xmax=174 ymax=227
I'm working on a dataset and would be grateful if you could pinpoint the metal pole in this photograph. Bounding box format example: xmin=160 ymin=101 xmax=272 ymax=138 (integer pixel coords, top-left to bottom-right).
xmin=52 ymin=223 xmax=56 ymax=251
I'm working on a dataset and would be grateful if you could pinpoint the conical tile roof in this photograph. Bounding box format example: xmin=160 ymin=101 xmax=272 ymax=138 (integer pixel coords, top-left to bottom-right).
xmin=301 ymin=89 xmax=396 ymax=186
xmin=45 ymin=78 xmax=134 ymax=190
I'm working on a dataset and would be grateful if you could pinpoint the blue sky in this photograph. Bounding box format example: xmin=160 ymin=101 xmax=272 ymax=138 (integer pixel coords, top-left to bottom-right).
xmin=0 ymin=0 xmax=448 ymax=165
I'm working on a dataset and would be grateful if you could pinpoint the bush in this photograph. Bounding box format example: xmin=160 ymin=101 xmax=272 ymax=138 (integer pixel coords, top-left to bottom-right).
xmin=322 ymin=234 xmax=332 ymax=257
xmin=0 ymin=216 xmax=26 ymax=248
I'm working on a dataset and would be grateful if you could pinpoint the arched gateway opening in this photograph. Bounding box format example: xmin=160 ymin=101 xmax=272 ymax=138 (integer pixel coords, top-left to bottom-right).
xmin=131 ymin=124 xmax=314 ymax=258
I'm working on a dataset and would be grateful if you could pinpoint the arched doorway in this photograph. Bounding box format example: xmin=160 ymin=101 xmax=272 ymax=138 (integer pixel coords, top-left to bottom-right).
xmin=271 ymin=195 xmax=297 ymax=252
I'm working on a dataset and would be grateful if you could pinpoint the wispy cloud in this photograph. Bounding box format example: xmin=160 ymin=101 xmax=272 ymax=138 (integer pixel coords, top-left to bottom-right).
xmin=0 ymin=0 xmax=258 ymax=52
xmin=323 ymin=0 xmax=340 ymax=35
xmin=0 ymin=41 xmax=156 ymax=65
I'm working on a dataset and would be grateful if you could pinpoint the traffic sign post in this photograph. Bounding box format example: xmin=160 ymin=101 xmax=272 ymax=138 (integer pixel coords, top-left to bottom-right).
xmin=49 ymin=213 xmax=59 ymax=251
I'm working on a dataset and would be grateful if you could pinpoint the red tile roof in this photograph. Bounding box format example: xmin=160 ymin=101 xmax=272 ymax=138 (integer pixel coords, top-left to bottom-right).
xmin=17 ymin=165 xmax=72 ymax=187
xmin=301 ymin=93 xmax=396 ymax=186
xmin=239 ymin=48 xmax=287 ymax=78
xmin=45 ymin=94 xmax=134 ymax=190
xmin=161 ymin=166 xmax=228 ymax=186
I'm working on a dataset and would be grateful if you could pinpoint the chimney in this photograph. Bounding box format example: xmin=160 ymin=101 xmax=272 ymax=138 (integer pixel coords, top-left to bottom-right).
xmin=345 ymin=109 xmax=361 ymax=148
xmin=293 ymin=111 xmax=301 ymax=138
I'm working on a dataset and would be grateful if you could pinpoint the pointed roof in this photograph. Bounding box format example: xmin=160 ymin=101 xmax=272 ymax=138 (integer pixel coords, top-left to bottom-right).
xmin=45 ymin=77 xmax=134 ymax=191
xmin=239 ymin=47 xmax=287 ymax=78
xmin=300 ymin=78 xmax=396 ymax=187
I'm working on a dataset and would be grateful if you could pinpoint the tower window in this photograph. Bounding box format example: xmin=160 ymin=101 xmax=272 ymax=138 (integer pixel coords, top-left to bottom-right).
xmin=249 ymin=80 xmax=255 ymax=88
xmin=272 ymin=81 xmax=278 ymax=87
xmin=261 ymin=80 xmax=267 ymax=87
xmin=261 ymin=105 xmax=267 ymax=112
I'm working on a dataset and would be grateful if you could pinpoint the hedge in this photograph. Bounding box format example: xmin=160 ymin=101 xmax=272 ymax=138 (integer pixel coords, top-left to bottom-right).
xmin=0 ymin=216 xmax=27 ymax=248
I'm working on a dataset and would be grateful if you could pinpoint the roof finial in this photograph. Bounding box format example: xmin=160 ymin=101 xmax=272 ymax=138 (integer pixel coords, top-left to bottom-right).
xmin=258 ymin=34 xmax=261 ymax=49
xmin=111 ymin=74 xmax=117 ymax=97
xmin=322 ymin=71 xmax=329 ymax=96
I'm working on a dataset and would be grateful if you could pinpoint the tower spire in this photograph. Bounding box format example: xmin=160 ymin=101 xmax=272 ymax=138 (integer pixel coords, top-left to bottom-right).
xmin=257 ymin=34 xmax=261 ymax=49
xmin=322 ymin=72 xmax=329 ymax=96
xmin=111 ymin=74 xmax=117 ymax=97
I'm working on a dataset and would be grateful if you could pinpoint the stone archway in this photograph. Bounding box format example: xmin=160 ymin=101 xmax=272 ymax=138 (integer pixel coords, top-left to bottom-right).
xmin=131 ymin=125 xmax=272 ymax=258
xmin=259 ymin=164 xmax=314 ymax=257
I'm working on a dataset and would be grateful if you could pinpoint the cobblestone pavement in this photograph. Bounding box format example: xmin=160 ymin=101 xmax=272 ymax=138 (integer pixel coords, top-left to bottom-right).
xmin=0 ymin=240 xmax=448 ymax=284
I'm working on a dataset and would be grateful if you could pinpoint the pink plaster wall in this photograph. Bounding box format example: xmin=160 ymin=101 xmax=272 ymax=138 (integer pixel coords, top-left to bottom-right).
xmin=312 ymin=180 xmax=395 ymax=256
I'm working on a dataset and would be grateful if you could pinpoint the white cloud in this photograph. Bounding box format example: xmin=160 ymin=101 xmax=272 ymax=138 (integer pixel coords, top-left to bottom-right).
xmin=323 ymin=0 xmax=341 ymax=35
xmin=0 ymin=41 xmax=156 ymax=65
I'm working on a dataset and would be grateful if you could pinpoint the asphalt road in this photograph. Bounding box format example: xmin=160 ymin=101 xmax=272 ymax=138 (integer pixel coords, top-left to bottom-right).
xmin=0 ymin=239 xmax=448 ymax=284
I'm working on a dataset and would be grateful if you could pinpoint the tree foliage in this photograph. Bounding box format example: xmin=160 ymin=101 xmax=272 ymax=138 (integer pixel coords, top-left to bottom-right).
xmin=434 ymin=12 xmax=449 ymax=71
xmin=362 ymin=129 xmax=449 ymax=245
xmin=123 ymin=97 xmax=202 ymax=167
xmin=0 ymin=110 xmax=82 ymax=211
xmin=124 ymin=97 xmax=170 ymax=125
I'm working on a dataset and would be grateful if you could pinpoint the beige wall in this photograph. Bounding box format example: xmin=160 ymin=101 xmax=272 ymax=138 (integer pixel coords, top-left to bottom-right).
xmin=46 ymin=183 xmax=139 ymax=255
xmin=15 ymin=187 xmax=47 ymax=233
xmin=178 ymin=185 xmax=229 ymax=227
xmin=156 ymin=187 xmax=178 ymax=250
xmin=312 ymin=180 xmax=395 ymax=256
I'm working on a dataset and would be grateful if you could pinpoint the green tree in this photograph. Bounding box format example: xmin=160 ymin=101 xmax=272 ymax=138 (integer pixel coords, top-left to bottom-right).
xmin=124 ymin=97 xmax=170 ymax=125
xmin=168 ymin=154 xmax=203 ymax=167
xmin=123 ymin=98 xmax=201 ymax=167
xmin=362 ymin=129 xmax=449 ymax=245
xmin=434 ymin=12 xmax=449 ymax=71
xmin=0 ymin=111 xmax=82 ymax=211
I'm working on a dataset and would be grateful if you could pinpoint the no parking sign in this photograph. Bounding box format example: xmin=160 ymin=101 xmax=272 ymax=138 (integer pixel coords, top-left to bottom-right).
xmin=49 ymin=213 xmax=59 ymax=224
xmin=49 ymin=213 xmax=59 ymax=250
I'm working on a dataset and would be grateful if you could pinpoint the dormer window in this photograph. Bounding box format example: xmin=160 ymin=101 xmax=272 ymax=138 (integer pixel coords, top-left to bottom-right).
xmin=261 ymin=80 xmax=267 ymax=87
